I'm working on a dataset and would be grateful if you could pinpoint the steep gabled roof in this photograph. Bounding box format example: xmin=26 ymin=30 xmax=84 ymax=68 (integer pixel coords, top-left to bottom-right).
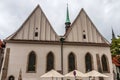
xmin=64 ymin=8 xmax=109 ymax=44
xmin=6 ymin=5 xmax=59 ymax=41
xmin=6 ymin=5 xmax=109 ymax=44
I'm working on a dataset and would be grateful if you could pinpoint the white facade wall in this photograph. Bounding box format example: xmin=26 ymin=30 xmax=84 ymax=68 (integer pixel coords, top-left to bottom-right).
xmin=5 ymin=43 xmax=61 ymax=80
xmin=4 ymin=43 xmax=113 ymax=80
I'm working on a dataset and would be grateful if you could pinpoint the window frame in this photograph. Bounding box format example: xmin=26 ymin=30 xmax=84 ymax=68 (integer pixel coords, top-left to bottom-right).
xmin=35 ymin=32 xmax=38 ymax=37
xmin=26 ymin=51 xmax=37 ymax=73
xmin=101 ymin=54 xmax=110 ymax=73
xmin=68 ymin=52 xmax=76 ymax=72
xmin=46 ymin=52 xmax=55 ymax=72
xmin=85 ymin=53 xmax=94 ymax=72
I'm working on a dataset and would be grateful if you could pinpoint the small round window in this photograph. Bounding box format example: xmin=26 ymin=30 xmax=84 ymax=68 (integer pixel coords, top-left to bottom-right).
xmin=8 ymin=75 xmax=15 ymax=80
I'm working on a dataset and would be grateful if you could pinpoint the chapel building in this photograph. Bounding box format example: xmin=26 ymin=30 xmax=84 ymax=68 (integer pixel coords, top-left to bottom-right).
xmin=0 ymin=5 xmax=113 ymax=80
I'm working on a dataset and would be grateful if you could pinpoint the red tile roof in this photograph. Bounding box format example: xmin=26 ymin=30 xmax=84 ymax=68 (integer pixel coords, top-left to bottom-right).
xmin=112 ymin=56 xmax=120 ymax=66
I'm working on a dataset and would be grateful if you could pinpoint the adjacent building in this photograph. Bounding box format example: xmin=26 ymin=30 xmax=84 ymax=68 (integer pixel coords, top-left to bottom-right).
xmin=0 ymin=40 xmax=5 ymax=73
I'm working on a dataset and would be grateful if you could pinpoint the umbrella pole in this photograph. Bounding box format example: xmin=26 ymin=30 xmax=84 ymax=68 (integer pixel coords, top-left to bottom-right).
xmin=52 ymin=77 xmax=53 ymax=80
xmin=74 ymin=76 xmax=76 ymax=80
xmin=89 ymin=76 xmax=91 ymax=80
xmin=80 ymin=77 xmax=82 ymax=80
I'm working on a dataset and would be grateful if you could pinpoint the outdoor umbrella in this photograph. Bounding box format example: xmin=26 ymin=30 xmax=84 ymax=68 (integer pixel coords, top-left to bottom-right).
xmin=18 ymin=69 xmax=22 ymax=80
xmin=64 ymin=70 xmax=87 ymax=80
xmin=40 ymin=69 xmax=64 ymax=80
xmin=23 ymin=78 xmax=37 ymax=80
xmin=85 ymin=70 xmax=108 ymax=77
xmin=41 ymin=69 xmax=64 ymax=78
xmin=64 ymin=70 xmax=87 ymax=78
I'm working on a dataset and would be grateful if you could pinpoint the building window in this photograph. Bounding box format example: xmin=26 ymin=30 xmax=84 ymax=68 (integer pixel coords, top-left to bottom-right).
xmin=85 ymin=53 xmax=93 ymax=72
xmin=83 ymin=34 xmax=86 ymax=39
xmin=27 ymin=51 xmax=36 ymax=72
xmin=35 ymin=32 xmax=38 ymax=37
xmin=36 ymin=27 xmax=38 ymax=30
xmin=101 ymin=55 xmax=109 ymax=72
xmin=46 ymin=52 xmax=54 ymax=72
xmin=68 ymin=53 xmax=76 ymax=72
xmin=8 ymin=76 xmax=15 ymax=80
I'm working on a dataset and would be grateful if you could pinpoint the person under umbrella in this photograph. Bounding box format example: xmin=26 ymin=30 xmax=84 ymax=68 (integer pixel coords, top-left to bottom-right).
xmin=64 ymin=70 xmax=87 ymax=80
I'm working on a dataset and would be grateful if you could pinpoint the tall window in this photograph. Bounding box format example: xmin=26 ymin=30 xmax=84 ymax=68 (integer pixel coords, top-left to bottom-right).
xmin=83 ymin=34 xmax=86 ymax=39
xmin=35 ymin=32 xmax=38 ymax=37
xmin=101 ymin=55 xmax=109 ymax=72
xmin=27 ymin=51 xmax=36 ymax=72
xmin=68 ymin=53 xmax=76 ymax=72
xmin=8 ymin=76 xmax=15 ymax=80
xmin=85 ymin=53 xmax=93 ymax=72
xmin=46 ymin=52 xmax=54 ymax=72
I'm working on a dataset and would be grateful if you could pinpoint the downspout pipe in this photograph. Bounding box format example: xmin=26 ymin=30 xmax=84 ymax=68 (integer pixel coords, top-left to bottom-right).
xmin=60 ymin=38 xmax=65 ymax=74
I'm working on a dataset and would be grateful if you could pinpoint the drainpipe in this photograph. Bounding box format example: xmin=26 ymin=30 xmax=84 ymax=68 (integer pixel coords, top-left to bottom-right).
xmin=60 ymin=38 xmax=65 ymax=74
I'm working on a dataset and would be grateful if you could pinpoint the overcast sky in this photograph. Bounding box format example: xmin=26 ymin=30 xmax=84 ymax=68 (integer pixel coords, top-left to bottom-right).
xmin=0 ymin=0 xmax=120 ymax=41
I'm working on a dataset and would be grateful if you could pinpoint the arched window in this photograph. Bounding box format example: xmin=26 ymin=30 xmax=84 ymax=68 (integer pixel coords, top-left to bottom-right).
xmin=27 ymin=51 xmax=36 ymax=72
xmin=68 ymin=53 xmax=76 ymax=72
xmin=8 ymin=76 xmax=15 ymax=80
xmin=101 ymin=55 xmax=109 ymax=72
xmin=46 ymin=52 xmax=54 ymax=72
xmin=85 ymin=53 xmax=93 ymax=72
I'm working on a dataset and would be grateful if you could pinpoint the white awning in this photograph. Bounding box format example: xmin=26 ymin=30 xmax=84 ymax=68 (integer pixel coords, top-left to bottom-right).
xmin=85 ymin=70 xmax=108 ymax=77
xmin=40 ymin=69 xmax=64 ymax=78
xmin=64 ymin=70 xmax=87 ymax=78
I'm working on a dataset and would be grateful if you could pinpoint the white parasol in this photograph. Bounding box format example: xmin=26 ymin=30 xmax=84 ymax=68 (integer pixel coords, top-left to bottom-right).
xmin=85 ymin=70 xmax=108 ymax=77
xmin=40 ymin=69 xmax=64 ymax=78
